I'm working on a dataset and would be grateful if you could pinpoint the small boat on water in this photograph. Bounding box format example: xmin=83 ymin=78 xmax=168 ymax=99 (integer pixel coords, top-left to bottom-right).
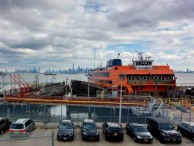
xmin=89 ymin=52 xmax=176 ymax=98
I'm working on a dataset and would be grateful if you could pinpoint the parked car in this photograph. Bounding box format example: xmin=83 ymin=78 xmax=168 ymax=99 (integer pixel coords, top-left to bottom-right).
xmin=9 ymin=118 xmax=35 ymax=137
xmin=57 ymin=120 xmax=74 ymax=141
xmin=102 ymin=122 xmax=123 ymax=141
xmin=177 ymin=121 xmax=194 ymax=142
xmin=126 ymin=123 xmax=153 ymax=143
xmin=147 ymin=118 xmax=182 ymax=144
xmin=81 ymin=119 xmax=100 ymax=141
xmin=0 ymin=117 xmax=12 ymax=135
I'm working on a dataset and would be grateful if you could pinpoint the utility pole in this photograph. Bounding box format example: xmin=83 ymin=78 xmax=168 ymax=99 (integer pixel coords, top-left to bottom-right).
xmin=94 ymin=48 xmax=96 ymax=69
xmin=119 ymin=74 xmax=126 ymax=125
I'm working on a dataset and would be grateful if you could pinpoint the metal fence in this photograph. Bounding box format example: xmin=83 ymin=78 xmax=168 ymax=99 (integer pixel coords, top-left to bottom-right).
xmin=0 ymin=103 xmax=149 ymax=125
xmin=160 ymin=106 xmax=194 ymax=125
xmin=0 ymin=103 xmax=193 ymax=126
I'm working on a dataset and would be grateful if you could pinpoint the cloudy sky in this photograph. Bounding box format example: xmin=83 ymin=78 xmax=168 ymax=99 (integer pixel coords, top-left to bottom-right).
xmin=0 ymin=0 xmax=194 ymax=72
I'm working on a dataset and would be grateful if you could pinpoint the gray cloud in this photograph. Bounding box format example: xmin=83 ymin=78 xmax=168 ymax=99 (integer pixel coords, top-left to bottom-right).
xmin=0 ymin=0 xmax=194 ymax=71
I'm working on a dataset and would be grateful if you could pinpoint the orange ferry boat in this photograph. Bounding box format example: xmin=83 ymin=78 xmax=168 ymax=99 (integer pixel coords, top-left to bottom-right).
xmin=88 ymin=53 xmax=176 ymax=98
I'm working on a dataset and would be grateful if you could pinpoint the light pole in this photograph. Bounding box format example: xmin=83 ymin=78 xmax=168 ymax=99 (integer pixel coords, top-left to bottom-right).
xmin=144 ymin=99 xmax=146 ymax=127
xmin=88 ymin=78 xmax=89 ymax=97
xmin=46 ymin=75 xmax=47 ymax=84
xmin=155 ymin=81 xmax=158 ymax=98
xmin=119 ymin=74 xmax=126 ymax=125
xmin=139 ymin=77 xmax=142 ymax=96
xmin=86 ymin=73 xmax=92 ymax=97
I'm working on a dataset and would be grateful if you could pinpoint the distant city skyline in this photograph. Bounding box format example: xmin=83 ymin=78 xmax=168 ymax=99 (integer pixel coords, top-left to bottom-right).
xmin=14 ymin=64 xmax=90 ymax=74
xmin=12 ymin=65 xmax=194 ymax=74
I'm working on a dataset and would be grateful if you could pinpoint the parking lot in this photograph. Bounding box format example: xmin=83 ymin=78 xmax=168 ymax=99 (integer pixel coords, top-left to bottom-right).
xmin=0 ymin=122 xmax=194 ymax=146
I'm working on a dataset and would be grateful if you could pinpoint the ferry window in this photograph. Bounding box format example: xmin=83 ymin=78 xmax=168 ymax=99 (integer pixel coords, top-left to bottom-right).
xmin=129 ymin=77 xmax=131 ymax=80
xmin=159 ymin=77 xmax=161 ymax=80
xmin=132 ymin=77 xmax=134 ymax=80
xmin=136 ymin=77 xmax=139 ymax=80
xmin=144 ymin=76 xmax=146 ymax=79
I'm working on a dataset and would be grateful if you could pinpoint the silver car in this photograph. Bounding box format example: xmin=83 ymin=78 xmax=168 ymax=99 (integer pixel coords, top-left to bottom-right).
xmin=9 ymin=118 xmax=35 ymax=138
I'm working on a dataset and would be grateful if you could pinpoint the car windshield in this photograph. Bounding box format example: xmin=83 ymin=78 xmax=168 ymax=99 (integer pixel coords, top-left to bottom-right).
xmin=132 ymin=126 xmax=148 ymax=132
xmin=11 ymin=124 xmax=24 ymax=129
xmin=159 ymin=123 xmax=174 ymax=129
xmin=59 ymin=123 xmax=72 ymax=129
xmin=83 ymin=123 xmax=97 ymax=130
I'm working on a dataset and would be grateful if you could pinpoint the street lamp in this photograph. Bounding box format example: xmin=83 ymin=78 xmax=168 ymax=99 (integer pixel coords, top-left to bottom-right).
xmin=119 ymin=74 xmax=126 ymax=125
xmin=86 ymin=73 xmax=92 ymax=97
xmin=155 ymin=81 xmax=158 ymax=99
xmin=88 ymin=78 xmax=90 ymax=97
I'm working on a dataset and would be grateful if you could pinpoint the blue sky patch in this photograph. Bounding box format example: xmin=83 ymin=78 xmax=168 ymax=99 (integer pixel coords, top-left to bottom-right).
xmin=84 ymin=2 xmax=110 ymax=13
xmin=107 ymin=43 xmax=149 ymax=52
xmin=182 ymin=36 xmax=194 ymax=41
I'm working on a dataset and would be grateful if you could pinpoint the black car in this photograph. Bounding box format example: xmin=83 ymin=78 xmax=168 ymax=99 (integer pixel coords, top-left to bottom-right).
xmin=57 ymin=120 xmax=74 ymax=141
xmin=147 ymin=118 xmax=182 ymax=144
xmin=81 ymin=119 xmax=100 ymax=141
xmin=0 ymin=117 xmax=12 ymax=135
xmin=126 ymin=123 xmax=153 ymax=143
xmin=102 ymin=122 xmax=123 ymax=141
xmin=177 ymin=121 xmax=194 ymax=142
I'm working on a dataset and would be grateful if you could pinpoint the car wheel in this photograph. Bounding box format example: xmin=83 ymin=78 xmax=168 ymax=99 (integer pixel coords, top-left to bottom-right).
xmin=160 ymin=138 xmax=165 ymax=143
xmin=0 ymin=130 xmax=3 ymax=135
xmin=72 ymin=135 xmax=74 ymax=141
xmin=105 ymin=135 xmax=108 ymax=141
xmin=150 ymin=139 xmax=153 ymax=143
xmin=133 ymin=136 xmax=136 ymax=142
xmin=96 ymin=138 xmax=99 ymax=141
xmin=126 ymin=130 xmax=128 ymax=134
xmin=82 ymin=135 xmax=85 ymax=141
xmin=120 ymin=138 xmax=123 ymax=141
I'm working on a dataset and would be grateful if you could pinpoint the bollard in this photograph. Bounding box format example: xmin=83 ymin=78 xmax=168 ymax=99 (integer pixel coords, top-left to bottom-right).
xmin=180 ymin=109 xmax=182 ymax=123
xmin=172 ymin=113 xmax=175 ymax=124
xmin=52 ymin=131 xmax=55 ymax=146
xmin=189 ymin=106 xmax=192 ymax=122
